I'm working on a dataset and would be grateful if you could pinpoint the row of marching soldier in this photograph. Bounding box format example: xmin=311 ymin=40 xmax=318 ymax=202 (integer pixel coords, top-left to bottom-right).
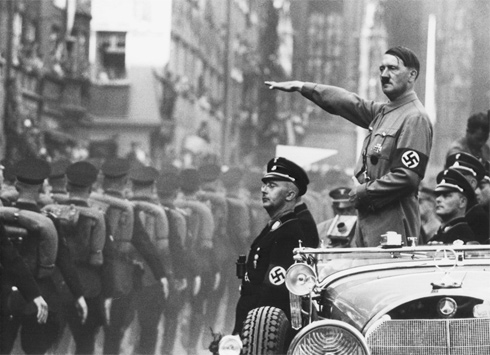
xmin=0 ymin=155 xmax=332 ymax=355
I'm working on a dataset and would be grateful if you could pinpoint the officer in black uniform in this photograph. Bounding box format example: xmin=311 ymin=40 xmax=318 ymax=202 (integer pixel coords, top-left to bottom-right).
xmin=232 ymin=157 xmax=308 ymax=335
xmin=445 ymin=152 xmax=489 ymax=243
xmin=46 ymin=158 xmax=71 ymax=204
xmin=4 ymin=158 xmax=86 ymax=355
xmin=428 ymin=168 xmax=476 ymax=245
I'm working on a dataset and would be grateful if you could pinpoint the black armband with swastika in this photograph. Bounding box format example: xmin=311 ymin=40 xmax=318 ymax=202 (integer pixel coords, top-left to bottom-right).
xmin=391 ymin=148 xmax=429 ymax=177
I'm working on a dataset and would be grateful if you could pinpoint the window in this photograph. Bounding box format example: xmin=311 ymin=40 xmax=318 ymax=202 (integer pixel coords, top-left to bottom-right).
xmin=96 ymin=31 xmax=127 ymax=81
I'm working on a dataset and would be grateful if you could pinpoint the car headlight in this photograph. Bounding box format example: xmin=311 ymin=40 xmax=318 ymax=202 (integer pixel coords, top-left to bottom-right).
xmin=218 ymin=335 xmax=242 ymax=355
xmin=288 ymin=320 xmax=370 ymax=355
xmin=473 ymin=300 xmax=490 ymax=318
xmin=286 ymin=263 xmax=316 ymax=296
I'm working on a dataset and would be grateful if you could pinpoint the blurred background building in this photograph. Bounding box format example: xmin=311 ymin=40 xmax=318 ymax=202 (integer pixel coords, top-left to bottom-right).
xmin=0 ymin=0 xmax=489 ymax=180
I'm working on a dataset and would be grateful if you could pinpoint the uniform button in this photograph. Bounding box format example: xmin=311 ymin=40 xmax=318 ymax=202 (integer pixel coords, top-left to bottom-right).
xmin=382 ymin=132 xmax=386 ymax=137
xmin=369 ymin=126 xmax=373 ymax=131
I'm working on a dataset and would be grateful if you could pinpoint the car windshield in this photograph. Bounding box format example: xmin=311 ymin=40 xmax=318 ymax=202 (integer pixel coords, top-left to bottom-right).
xmin=294 ymin=245 xmax=490 ymax=283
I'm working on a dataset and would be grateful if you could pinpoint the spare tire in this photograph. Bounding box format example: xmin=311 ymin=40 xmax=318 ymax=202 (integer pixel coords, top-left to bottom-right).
xmin=241 ymin=306 xmax=290 ymax=355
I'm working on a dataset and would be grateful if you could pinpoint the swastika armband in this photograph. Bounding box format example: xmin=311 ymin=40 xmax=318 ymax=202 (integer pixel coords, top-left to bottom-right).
xmin=266 ymin=266 xmax=287 ymax=286
xmin=392 ymin=148 xmax=429 ymax=177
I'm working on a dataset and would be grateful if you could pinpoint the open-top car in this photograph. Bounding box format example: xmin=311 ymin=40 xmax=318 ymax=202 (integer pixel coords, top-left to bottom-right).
xmin=224 ymin=244 xmax=490 ymax=355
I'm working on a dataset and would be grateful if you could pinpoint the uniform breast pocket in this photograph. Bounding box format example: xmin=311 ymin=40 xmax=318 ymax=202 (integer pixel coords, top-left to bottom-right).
xmin=369 ymin=128 xmax=399 ymax=164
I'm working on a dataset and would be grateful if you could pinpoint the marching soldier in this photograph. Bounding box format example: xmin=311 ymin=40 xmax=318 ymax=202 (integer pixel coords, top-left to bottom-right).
xmin=197 ymin=163 xmax=228 ymax=339
xmin=128 ymin=165 xmax=172 ymax=355
xmin=43 ymin=161 xmax=108 ymax=354
xmin=174 ymin=168 xmax=216 ymax=355
xmin=156 ymin=168 xmax=188 ymax=355
xmin=1 ymin=158 xmax=87 ymax=355
xmin=90 ymin=158 xmax=168 ymax=355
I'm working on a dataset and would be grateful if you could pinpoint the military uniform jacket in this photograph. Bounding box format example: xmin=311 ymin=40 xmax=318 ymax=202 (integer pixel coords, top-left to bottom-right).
xmin=175 ymin=195 xmax=216 ymax=274
xmin=465 ymin=201 xmax=489 ymax=244
xmin=130 ymin=196 xmax=171 ymax=287
xmin=428 ymin=217 xmax=476 ymax=245
xmin=301 ymin=84 xmax=433 ymax=246
xmin=161 ymin=202 xmax=187 ymax=280
xmin=44 ymin=199 xmax=107 ymax=299
xmin=1 ymin=221 xmax=41 ymax=313
xmin=294 ymin=203 xmax=319 ymax=248
xmin=242 ymin=211 xmax=305 ymax=310
xmin=90 ymin=192 xmax=166 ymax=296
xmin=11 ymin=201 xmax=84 ymax=311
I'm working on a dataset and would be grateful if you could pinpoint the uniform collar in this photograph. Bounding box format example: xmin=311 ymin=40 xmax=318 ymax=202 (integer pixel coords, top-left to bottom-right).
xmin=440 ymin=216 xmax=467 ymax=232
xmin=383 ymin=91 xmax=418 ymax=115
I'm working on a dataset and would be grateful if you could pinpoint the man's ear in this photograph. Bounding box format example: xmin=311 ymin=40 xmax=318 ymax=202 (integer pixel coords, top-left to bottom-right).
xmin=285 ymin=189 xmax=297 ymax=202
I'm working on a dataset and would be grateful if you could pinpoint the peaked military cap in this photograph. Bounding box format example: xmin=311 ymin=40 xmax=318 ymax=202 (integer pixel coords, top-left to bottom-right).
xmin=180 ymin=168 xmax=201 ymax=193
xmin=101 ymin=158 xmax=130 ymax=178
xmin=129 ymin=166 xmax=159 ymax=186
xmin=221 ymin=166 xmax=243 ymax=189
xmin=66 ymin=161 xmax=98 ymax=187
xmin=198 ymin=163 xmax=221 ymax=183
xmin=436 ymin=168 xmax=475 ymax=199
xmin=445 ymin=152 xmax=485 ymax=182
xmin=13 ymin=158 xmax=51 ymax=185
xmin=156 ymin=170 xmax=180 ymax=196
xmin=329 ymin=187 xmax=352 ymax=208
xmin=49 ymin=158 xmax=71 ymax=179
xmin=262 ymin=157 xmax=309 ymax=196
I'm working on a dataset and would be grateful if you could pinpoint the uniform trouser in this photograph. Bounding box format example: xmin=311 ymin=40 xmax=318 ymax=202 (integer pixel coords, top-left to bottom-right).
xmin=161 ymin=285 xmax=186 ymax=355
xmin=186 ymin=270 xmax=214 ymax=354
xmin=63 ymin=296 xmax=105 ymax=355
xmin=133 ymin=284 xmax=164 ymax=355
xmin=103 ymin=292 xmax=134 ymax=355
xmin=0 ymin=311 xmax=61 ymax=355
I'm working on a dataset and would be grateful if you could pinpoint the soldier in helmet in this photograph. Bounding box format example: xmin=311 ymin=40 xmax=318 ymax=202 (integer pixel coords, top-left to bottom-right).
xmin=2 ymin=158 xmax=87 ymax=354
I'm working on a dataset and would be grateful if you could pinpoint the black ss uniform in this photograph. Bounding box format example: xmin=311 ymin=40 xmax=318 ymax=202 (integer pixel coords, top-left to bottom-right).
xmin=233 ymin=211 xmax=305 ymax=334
xmin=428 ymin=217 xmax=476 ymax=245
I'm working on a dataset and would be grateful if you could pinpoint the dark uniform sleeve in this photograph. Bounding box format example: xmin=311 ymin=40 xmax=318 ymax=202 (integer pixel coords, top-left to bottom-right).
xmin=0 ymin=223 xmax=41 ymax=303
xmin=132 ymin=211 xmax=166 ymax=279
xmin=166 ymin=209 xmax=187 ymax=280
xmin=55 ymin=232 xmax=84 ymax=299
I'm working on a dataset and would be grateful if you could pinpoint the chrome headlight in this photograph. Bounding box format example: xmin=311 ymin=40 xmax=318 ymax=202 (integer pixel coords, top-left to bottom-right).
xmin=218 ymin=335 xmax=242 ymax=355
xmin=288 ymin=320 xmax=370 ymax=355
xmin=286 ymin=263 xmax=316 ymax=296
